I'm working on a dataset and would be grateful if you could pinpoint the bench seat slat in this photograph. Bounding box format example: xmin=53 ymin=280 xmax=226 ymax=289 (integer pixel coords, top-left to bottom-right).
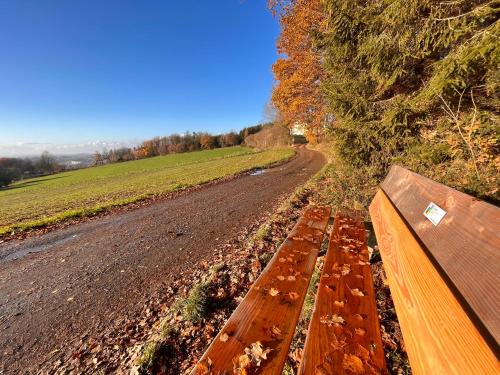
xmin=300 ymin=209 xmax=387 ymax=374
xmin=192 ymin=206 xmax=331 ymax=374
xmin=370 ymin=190 xmax=499 ymax=374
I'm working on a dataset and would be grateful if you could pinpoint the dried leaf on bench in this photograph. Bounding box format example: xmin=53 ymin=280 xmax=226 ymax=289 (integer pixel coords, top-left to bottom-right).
xmin=271 ymin=325 xmax=282 ymax=338
xmin=196 ymin=357 xmax=213 ymax=374
xmin=219 ymin=333 xmax=229 ymax=342
xmin=288 ymin=292 xmax=299 ymax=300
xmin=355 ymin=343 xmax=370 ymax=361
xmin=320 ymin=314 xmax=345 ymax=326
xmin=269 ymin=288 xmax=280 ymax=296
xmin=237 ymin=341 xmax=272 ymax=369
xmin=353 ymin=313 xmax=364 ymax=321
xmin=350 ymin=288 xmax=365 ymax=297
xmin=354 ymin=328 xmax=366 ymax=336
xmin=341 ymin=264 xmax=351 ymax=275
xmin=334 ymin=300 xmax=345 ymax=307
xmin=342 ymin=354 xmax=364 ymax=374
xmin=330 ymin=338 xmax=347 ymax=351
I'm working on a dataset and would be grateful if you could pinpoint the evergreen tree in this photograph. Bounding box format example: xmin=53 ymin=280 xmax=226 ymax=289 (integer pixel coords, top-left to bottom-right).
xmin=271 ymin=0 xmax=499 ymax=201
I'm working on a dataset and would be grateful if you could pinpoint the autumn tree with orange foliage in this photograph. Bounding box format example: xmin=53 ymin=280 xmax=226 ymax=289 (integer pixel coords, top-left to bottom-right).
xmin=269 ymin=0 xmax=327 ymax=143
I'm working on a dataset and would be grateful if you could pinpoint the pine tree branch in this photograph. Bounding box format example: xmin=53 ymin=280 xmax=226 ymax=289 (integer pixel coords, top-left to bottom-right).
xmin=437 ymin=91 xmax=481 ymax=179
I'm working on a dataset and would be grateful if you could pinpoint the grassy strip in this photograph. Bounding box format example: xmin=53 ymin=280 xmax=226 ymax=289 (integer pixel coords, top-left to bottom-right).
xmin=0 ymin=147 xmax=294 ymax=237
xmin=0 ymin=193 xmax=152 ymax=236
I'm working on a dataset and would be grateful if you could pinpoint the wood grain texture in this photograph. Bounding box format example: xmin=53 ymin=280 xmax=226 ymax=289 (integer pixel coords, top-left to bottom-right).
xmin=191 ymin=206 xmax=331 ymax=374
xmin=299 ymin=209 xmax=387 ymax=374
xmin=370 ymin=190 xmax=500 ymax=374
xmin=381 ymin=165 xmax=500 ymax=345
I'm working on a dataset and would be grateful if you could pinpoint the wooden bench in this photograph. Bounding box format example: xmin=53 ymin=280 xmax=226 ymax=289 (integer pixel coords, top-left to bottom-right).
xmin=192 ymin=166 xmax=499 ymax=374
xmin=370 ymin=166 xmax=499 ymax=374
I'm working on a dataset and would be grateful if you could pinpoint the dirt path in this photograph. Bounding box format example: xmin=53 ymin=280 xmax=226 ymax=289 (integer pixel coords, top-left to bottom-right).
xmin=0 ymin=147 xmax=325 ymax=374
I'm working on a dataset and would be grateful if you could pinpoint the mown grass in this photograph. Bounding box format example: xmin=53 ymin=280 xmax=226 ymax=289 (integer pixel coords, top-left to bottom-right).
xmin=0 ymin=146 xmax=294 ymax=236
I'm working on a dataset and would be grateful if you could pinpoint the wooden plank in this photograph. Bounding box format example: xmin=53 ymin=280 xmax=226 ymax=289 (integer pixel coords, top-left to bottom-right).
xmin=381 ymin=165 xmax=500 ymax=345
xmin=299 ymin=209 xmax=387 ymax=374
xmin=369 ymin=190 xmax=500 ymax=374
xmin=192 ymin=206 xmax=331 ymax=374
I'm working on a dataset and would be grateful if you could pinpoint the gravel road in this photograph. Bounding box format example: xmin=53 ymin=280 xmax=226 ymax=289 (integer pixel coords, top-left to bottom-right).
xmin=0 ymin=147 xmax=325 ymax=373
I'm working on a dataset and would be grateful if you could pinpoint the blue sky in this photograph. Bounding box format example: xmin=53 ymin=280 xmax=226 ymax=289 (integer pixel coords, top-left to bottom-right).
xmin=0 ymin=0 xmax=279 ymax=155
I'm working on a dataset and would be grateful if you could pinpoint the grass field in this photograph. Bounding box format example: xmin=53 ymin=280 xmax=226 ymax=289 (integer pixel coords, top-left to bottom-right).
xmin=0 ymin=146 xmax=294 ymax=236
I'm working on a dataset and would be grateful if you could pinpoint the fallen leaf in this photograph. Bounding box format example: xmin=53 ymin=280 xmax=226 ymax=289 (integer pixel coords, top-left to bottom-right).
xmin=355 ymin=328 xmax=366 ymax=336
xmin=355 ymin=344 xmax=370 ymax=361
xmin=342 ymin=354 xmax=364 ymax=374
xmin=271 ymin=325 xmax=282 ymax=338
xmin=320 ymin=314 xmax=345 ymax=326
xmin=288 ymin=292 xmax=299 ymax=300
xmin=341 ymin=264 xmax=351 ymax=276
xmin=291 ymin=348 xmax=303 ymax=362
xmin=287 ymin=275 xmax=296 ymax=281
xmin=331 ymin=314 xmax=345 ymax=325
xmin=239 ymin=341 xmax=272 ymax=368
xmin=238 ymin=354 xmax=251 ymax=369
xmin=279 ymin=258 xmax=286 ymax=263
xmin=220 ymin=333 xmax=229 ymax=342
xmin=251 ymin=260 xmax=261 ymax=274
xmin=350 ymin=288 xmax=365 ymax=297
xmin=277 ymin=276 xmax=285 ymax=281
xmin=269 ymin=288 xmax=280 ymax=296
xmin=334 ymin=300 xmax=345 ymax=307
xmin=330 ymin=338 xmax=347 ymax=351
xmin=196 ymin=359 xmax=211 ymax=374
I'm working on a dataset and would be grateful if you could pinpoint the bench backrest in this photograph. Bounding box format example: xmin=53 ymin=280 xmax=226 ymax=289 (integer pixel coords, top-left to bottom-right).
xmin=370 ymin=165 xmax=499 ymax=374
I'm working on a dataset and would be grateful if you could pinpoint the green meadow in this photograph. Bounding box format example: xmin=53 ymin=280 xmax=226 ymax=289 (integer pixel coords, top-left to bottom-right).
xmin=0 ymin=146 xmax=294 ymax=236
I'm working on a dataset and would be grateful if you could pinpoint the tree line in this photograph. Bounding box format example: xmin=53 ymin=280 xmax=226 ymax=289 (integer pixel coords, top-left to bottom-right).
xmin=0 ymin=151 xmax=61 ymax=187
xmin=0 ymin=125 xmax=267 ymax=187
xmin=93 ymin=126 xmax=265 ymax=165
xmin=269 ymin=0 xmax=499 ymax=202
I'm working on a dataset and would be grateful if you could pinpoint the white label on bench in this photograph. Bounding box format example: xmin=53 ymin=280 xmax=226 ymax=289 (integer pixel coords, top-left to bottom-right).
xmin=423 ymin=202 xmax=446 ymax=226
